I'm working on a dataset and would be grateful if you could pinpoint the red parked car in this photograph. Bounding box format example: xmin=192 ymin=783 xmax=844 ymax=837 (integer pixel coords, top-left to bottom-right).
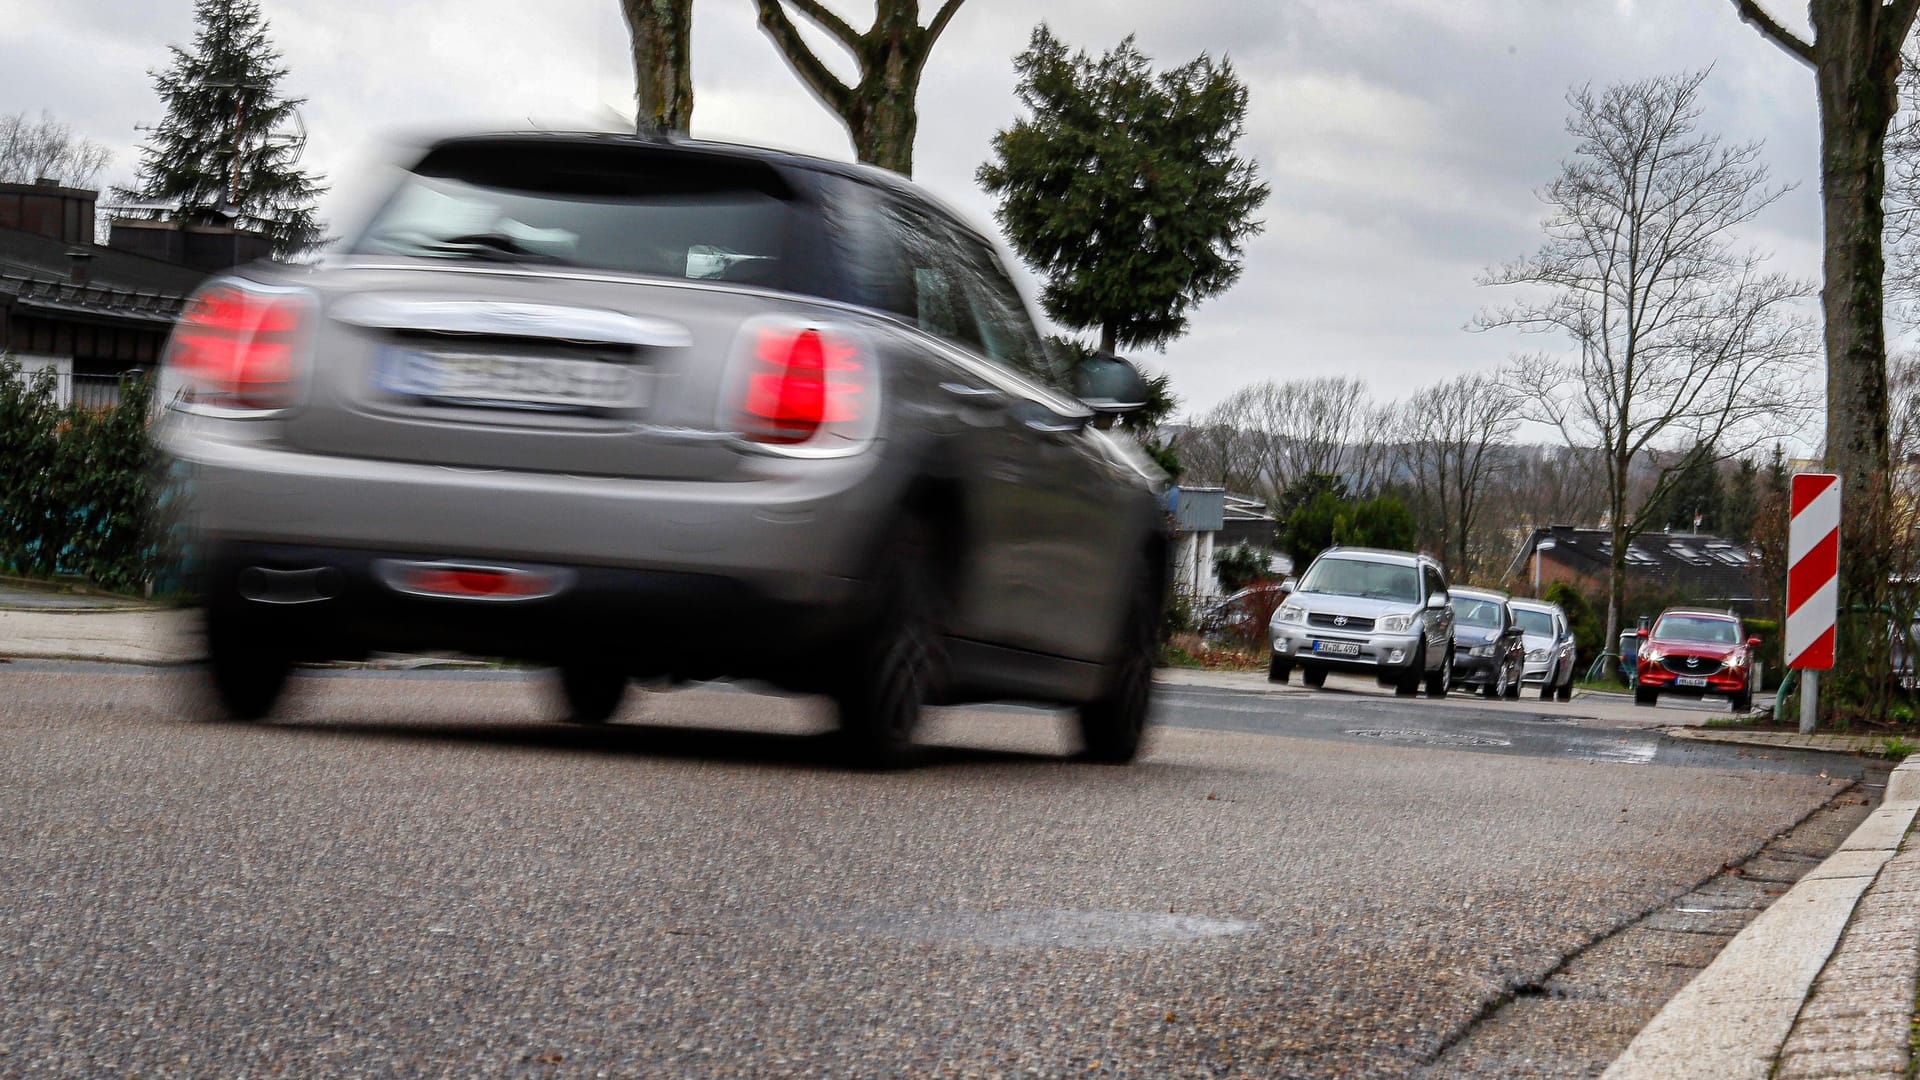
xmin=1633 ymin=608 xmax=1760 ymax=712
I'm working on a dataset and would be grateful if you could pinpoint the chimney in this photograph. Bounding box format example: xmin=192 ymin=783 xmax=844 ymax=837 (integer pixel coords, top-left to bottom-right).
xmin=66 ymin=248 xmax=93 ymax=285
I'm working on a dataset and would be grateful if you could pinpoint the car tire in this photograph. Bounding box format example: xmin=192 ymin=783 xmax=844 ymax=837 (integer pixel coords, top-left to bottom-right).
xmin=1484 ymin=663 xmax=1505 ymax=699
xmin=1078 ymin=563 xmax=1159 ymax=765
xmin=557 ymin=662 xmax=627 ymax=724
xmin=1302 ymin=665 xmax=1327 ymax=688
xmin=1731 ymin=681 xmax=1754 ymax=714
xmin=1538 ymin=678 xmax=1554 ymax=701
xmin=835 ymin=522 xmax=944 ymax=768
xmin=203 ymin=604 xmax=291 ymax=721
xmin=1395 ymin=646 xmax=1423 ymax=696
xmin=1634 ymin=685 xmax=1659 ymax=707
xmin=1425 ymin=646 xmax=1452 ymax=698
xmin=1268 ymin=653 xmax=1291 ymax=684
xmin=1556 ymin=677 xmax=1573 ymax=702
xmin=1504 ymin=664 xmax=1521 ymax=699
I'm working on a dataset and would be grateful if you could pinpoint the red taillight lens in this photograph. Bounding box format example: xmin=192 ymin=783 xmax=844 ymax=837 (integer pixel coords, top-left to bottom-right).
xmin=166 ymin=284 xmax=306 ymax=410
xmin=738 ymin=325 xmax=864 ymax=444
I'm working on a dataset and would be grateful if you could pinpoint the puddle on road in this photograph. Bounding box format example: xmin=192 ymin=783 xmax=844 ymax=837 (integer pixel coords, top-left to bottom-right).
xmin=1346 ymin=728 xmax=1513 ymax=748
xmin=828 ymin=909 xmax=1260 ymax=949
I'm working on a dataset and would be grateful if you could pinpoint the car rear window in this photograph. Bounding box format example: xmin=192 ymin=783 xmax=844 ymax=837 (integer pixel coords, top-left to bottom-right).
xmin=350 ymin=140 xmax=800 ymax=286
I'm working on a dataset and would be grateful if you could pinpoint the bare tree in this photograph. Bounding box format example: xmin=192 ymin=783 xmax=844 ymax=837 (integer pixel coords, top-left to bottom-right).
xmin=1494 ymin=443 xmax=1610 ymax=541
xmin=752 ymin=0 xmax=965 ymax=175
xmin=1392 ymin=372 xmax=1522 ymax=583
xmin=622 ymin=0 xmax=693 ymax=134
xmin=1478 ymin=71 xmax=1816 ymax=650
xmin=0 ymin=111 xmax=111 ymax=189
xmin=1734 ymin=0 xmax=1920 ymax=697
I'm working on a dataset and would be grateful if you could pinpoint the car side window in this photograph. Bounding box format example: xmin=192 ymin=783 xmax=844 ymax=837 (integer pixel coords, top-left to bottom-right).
xmin=947 ymin=236 xmax=1059 ymax=387
xmin=858 ymin=193 xmax=983 ymax=350
xmin=1421 ymin=565 xmax=1444 ymax=600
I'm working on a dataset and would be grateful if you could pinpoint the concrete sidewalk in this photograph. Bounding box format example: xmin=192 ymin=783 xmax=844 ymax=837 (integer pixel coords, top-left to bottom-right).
xmin=4 ymin=592 xmax=1917 ymax=1076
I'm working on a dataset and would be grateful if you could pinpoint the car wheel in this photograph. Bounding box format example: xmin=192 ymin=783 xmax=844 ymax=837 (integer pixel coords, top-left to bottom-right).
xmin=1556 ymin=677 xmax=1573 ymax=702
xmin=557 ymin=662 xmax=627 ymax=724
xmin=1731 ymin=680 xmax=1753 ymax=714
xmin=1538 ymin=677 xmax=1554 ymax=701
xmin=1302 ymin=665 xmax=1327 ymax=688
xmin=1484 ymin=664 xmax=1505 ymax=699
xmin=835 ymin=521 xmax=944 ymax=768
xmin=1634 ymin=684 xmax=1659 ymax=707
xmin=1078 ymin=562 xmax=1159 ymax=765
xmin=203 ymin=604 xmax=291 ymax=721
xmin=1425 ymin=646 xmax=1452 ymax=698
xmin=1395 ymin=645 xmax=1423 ymax=697
xmin=1504 ymin=663 xmax=1521 ymax=699
xmin=1268 ymin=652 xmax=1291 ymax=684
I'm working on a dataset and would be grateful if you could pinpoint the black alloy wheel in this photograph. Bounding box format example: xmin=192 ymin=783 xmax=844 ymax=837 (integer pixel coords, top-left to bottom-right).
xmin=1268 ymin=652 xmax=1291 ymax=683
xmin=557 ymin=662 xmax=628 ymax=724
xmin=1078 ymin=562 xmax=1161 ymax=764
xmin=836 ymin=520 xmax=944 ymax=768
xmin=203 ymin=604 xmax=292 ymax=722
xmin=1396 ymin=645 xmax=1424 ymax=696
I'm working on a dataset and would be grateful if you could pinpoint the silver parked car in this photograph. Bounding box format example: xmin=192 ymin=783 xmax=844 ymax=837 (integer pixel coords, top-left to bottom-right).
xmin=1267 ymin=547 xmax=1456 ymax=696
xmin=157 ymin=131 xmax=1169 ymax=765
xmin=1509 ymin=598 xmax=1577 ymax=701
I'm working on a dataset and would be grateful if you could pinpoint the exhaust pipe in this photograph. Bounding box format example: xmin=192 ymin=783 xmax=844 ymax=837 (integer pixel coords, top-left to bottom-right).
xmin=237 ymin=566 xmax=343 ymax=605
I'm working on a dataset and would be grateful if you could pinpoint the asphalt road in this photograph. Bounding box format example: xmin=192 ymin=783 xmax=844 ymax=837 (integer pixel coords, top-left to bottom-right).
xmin=0 ymin=664 xmax=1863 ymax=1077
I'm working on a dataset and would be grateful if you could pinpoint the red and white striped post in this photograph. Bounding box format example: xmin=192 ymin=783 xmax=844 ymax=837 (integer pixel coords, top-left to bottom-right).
xmin=1786 ymin=473 xmax=1840 ymax=733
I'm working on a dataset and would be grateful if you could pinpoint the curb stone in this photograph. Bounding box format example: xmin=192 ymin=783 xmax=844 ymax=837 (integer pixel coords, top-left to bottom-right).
xmin=1602 ymin=755 xmax=1920 ymax=1079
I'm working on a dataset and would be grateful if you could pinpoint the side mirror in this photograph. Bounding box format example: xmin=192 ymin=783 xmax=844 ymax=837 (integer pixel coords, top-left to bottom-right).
xmin=1073 ymin=353 xmax=1150 ymax=414
xmin=1280 ymin=577 xmax=1298 ymax=592
xmin=1747 ymin=636 xmax=1761 ymax=647
xmin=1636 ymin=628 xmax=1650 ymax=638
xmin=1427 ymin=592 xmax=1449 ymax=609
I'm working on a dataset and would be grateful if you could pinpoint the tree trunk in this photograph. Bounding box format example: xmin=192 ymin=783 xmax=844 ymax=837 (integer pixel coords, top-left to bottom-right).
xmin=1811 ymin=1 xmax=1903 ymax=706
xmin=622 ymin=0 xmax=693 ymax=134
xmin=845 ymin=82 xmax=918 ymax=174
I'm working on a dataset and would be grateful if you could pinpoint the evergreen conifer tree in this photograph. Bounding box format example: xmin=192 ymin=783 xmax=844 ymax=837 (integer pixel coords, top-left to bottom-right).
xmin=124 ymin=0 xmax=323 ymax=257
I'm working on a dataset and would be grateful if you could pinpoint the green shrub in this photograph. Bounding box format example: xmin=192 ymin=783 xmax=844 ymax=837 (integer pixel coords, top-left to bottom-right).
xmin=0 ymin=356 xmax=161 ymax=593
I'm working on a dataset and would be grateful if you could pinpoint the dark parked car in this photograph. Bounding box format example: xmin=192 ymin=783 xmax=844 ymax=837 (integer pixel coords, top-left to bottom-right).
xmin=1197 ymin=581 xmax=1291 ymax=644
xmin=1633 ymin=608 xmax=1760 ymax=711
xmin=1449 ymin=587 xmax=1526 ymax=699
xmin=157 ymin=131 xmax=1170 ymax=765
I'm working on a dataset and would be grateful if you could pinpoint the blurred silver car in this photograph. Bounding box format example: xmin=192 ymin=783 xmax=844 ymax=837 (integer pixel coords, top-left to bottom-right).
xmin=1509 ymin=598 xmax=1577 ymax=701
xmin=158 ymin=131 xmax=1169 ymax=764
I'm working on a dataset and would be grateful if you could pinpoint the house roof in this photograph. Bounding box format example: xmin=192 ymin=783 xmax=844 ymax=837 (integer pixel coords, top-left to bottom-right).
xmin=0 ymin=227 xmax=203 ymax=331
xmin=1505 ymin=524 xmax=1769 ymax=602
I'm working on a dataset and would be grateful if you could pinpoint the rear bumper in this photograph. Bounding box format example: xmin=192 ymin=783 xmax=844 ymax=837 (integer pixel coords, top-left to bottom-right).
xmin=200 ymin=540 xmax=859 ymax=684
xmin=161 ymin=421 xmax=890 ymax=605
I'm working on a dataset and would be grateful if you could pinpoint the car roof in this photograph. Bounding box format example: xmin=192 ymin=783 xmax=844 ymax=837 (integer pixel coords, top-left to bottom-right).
xmin=1314 ymin=547 xmax=1428 ymax=566
xmin=1450 ymin=586 xmax=1508 ymax=602
xmin=415 ymin=129 xmax=993 ymax=244
xmin=1657 ymin=608 xmax=1739 ymax=621
xmin=1508 ymin=598 xmax=1563 ymax=613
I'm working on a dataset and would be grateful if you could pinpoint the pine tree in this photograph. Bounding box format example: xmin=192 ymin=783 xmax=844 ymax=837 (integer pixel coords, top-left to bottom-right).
xmin=124 ymin=0 xmax=323 ymax=257
xmin=978 ymin=26 xmax=1268 ymax=353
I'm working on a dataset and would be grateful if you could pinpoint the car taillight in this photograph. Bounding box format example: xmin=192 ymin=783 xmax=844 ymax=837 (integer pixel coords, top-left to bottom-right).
xmin=165 ymin=283 xmax=308 ymax=411
xmin=736 ymin=323 xmax=867 ymax=446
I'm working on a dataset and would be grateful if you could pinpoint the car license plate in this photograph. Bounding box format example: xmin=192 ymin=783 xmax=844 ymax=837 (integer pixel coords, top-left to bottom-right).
xmin=1312 ymin=640 xmax=1361 ymax=657
xmin=374 ymin=347 xmax=638 ymax=411
xmin=1676 ymin=675 xmax=1709 ymax=688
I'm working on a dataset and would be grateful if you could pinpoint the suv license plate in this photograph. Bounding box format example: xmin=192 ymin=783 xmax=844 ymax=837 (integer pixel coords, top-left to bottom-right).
xmin=1676 ymin=675 xmax=1709 ymax=687
xmin=374 ymin=347 xmax=638 ymax=411
xmin=1313 ymin=640 xmax=1361 ymax=657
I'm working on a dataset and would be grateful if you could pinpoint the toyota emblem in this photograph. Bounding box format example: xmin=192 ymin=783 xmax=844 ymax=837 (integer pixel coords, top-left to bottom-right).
xmin=1333 ymin=616 xmax=1348 ymax=627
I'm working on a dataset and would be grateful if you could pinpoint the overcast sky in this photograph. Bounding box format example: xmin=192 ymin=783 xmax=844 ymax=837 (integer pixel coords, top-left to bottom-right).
xmin=1 ymin=0 xmax=1834 ymax=426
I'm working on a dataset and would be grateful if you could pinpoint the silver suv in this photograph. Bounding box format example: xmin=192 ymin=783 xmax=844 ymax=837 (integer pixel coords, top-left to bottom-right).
xmin=157 ymin=132 xmax=1169 ymax=765
xmin=1267 ymin=547 xmax=1455 ymax=696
